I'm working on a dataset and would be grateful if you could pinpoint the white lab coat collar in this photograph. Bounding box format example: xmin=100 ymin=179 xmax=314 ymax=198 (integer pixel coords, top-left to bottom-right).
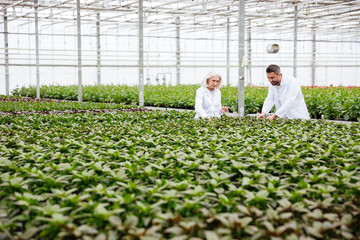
xmin=277 ymin=74 xmax=287 ymax=87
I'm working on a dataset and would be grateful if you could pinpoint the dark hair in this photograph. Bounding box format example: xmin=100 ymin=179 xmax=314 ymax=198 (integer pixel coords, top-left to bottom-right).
xmin=266 ymin=64 xmax=281 ymax=75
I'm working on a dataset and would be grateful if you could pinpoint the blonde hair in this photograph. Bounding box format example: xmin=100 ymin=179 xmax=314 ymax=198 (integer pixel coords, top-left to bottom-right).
xmin=201 ymin=71 xmax=223 ymax=89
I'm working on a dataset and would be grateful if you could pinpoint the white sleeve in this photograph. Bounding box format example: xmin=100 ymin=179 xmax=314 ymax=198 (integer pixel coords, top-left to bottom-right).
xmin=217 ymin=90 xmax=223 ymax=115
xmin=195 ymin=89 xmax=209 ymax=118
xmin=275 ymin=80 xmax=300 ymax=118
xmin=262 ymin=87 xmax=275 ymax=114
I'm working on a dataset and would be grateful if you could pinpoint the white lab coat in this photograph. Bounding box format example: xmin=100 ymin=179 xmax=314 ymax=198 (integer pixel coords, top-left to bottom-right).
xmin=262 ymin=74 xmax=310 ymax=119
xmin=195 ymin=86 xmax=222 ymax=119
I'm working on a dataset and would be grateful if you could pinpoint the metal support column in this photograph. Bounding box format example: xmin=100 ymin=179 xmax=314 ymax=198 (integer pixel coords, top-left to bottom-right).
xmin=226 ymin=7 xmax=230 ymax=86
xmin=176 ymin=17 xmax=180 ymax=85
xmin=238 ymin=0 xmax=245 ymax=117
xmin=138 ymin=0 xmax=144 ymax=106
xmin=311 ymin=22 xmax=316 ymax=86
xmin=247 ymin=19 xmax=252 ymax=86
xmin=76 ymin=0 xmax=83 ymax=102
xmin=4 ymin=9 xmax=9 ymax=96
xmin=293 ymin=4 xmax=298 ymax=78
xmin=35 ymin=0 xmax=40 ymax=99
xmin=96 ymin=13 xmax=101 ymax=85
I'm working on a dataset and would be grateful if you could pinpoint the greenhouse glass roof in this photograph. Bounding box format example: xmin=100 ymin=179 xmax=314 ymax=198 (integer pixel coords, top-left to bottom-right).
xmin=1 ymin=0 xmax=359 ymax=40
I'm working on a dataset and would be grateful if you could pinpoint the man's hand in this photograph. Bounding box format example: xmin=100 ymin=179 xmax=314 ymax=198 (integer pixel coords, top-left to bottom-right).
xmin=266 ymin=114 xmax=278 ymax=120
xmin=257 ymin=112 xmax=266 ymax=119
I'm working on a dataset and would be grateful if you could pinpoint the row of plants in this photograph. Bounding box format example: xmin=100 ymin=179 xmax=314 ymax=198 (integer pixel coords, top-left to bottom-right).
xmin=11 ymin=84 xmax=360 ymax=121
xmin=0 ymin=95 xmax=137 ymax=113
xmin=1 ymin=108 xmax=360 ymax=239
xmin=10 ymin=85 xmax=265 ymax=116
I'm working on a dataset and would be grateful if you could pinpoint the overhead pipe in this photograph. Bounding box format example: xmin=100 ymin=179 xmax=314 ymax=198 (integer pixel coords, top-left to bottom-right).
xmin=0 ymin=0 xmax=73 ymax=25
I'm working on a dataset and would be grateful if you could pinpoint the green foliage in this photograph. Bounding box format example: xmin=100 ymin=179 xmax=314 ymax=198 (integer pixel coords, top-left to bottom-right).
xmin=11 ymin=85 xmax=139 ymax=104
xmin=0 ymin=97 xmax=136 ymax=112
xmin=0 ymin=108 xmax=360 ymax=239
xmin=304 ymin=86 xmax=360 ymax=121
xmin=11 ymin=84 xmax=360 ymax=121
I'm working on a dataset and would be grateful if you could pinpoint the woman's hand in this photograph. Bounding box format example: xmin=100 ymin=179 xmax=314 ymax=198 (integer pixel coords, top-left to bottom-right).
xmin=221 ymin=107 xmax=229 ymax=113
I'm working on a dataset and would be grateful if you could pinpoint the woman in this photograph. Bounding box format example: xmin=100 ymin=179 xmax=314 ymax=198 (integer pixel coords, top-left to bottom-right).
xmin=195 ymin=72 xmax=229 ymax=119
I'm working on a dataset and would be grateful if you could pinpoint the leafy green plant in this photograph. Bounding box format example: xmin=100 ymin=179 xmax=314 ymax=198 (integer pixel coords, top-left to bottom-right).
xmin=1 ymin=105 xmax=359 ymax=239
xmin=0 ymin=96 xmax=137 ymax=113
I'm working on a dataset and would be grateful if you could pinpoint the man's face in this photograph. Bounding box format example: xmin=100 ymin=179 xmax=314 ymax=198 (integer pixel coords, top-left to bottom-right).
xmin=207 ymin=76 xmax=221 ymax=90
xmin=267 ymin=72 xmax=281 ymax=86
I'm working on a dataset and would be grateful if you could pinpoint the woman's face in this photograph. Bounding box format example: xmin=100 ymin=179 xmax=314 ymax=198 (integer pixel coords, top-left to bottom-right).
xmin=207 ymin=75 xmax=221 ymax=91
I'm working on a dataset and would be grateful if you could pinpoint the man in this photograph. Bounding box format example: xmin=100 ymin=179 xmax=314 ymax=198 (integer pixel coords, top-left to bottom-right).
xmin=257 ymin=64 xmax=310 ymax=120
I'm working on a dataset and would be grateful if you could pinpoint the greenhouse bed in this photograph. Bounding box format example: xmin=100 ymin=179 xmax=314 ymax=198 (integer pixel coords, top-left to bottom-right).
xmin=0 ymin=104 xmax=360 ymax=239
